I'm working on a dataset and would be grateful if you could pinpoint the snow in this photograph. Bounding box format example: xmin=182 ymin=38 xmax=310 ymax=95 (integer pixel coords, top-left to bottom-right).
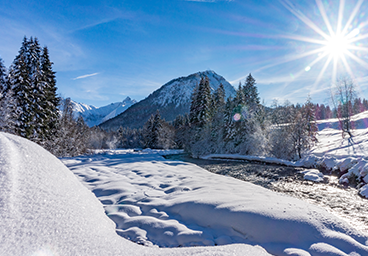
xmin=69 ymin=96 xmax=136 ymax=127
xmin=3 ymin=126 xmax=368 ymax=255
xmin=62 ymin=149 xmax=368 ymax=255
xmin=153 ymin=70 xmax=236 ymax=107
xmin=0 ymin=132 xmax=270 ymax=256
xmin=301 ymin=169 xmax=324 ymax=182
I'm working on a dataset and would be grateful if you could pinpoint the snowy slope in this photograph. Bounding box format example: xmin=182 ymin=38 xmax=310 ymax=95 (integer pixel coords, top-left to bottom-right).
xmin=0 ymin=132 xmax=271 ymax=256
xmin=153 ymin=70 xmax=235 ymax=107
xmin=62 ymin=149 xmax=368 ymax=256
xmin=70 ymin=97 xmax=136 ymax=127
xmin=100 ymin=70 xmax=236 ymax=129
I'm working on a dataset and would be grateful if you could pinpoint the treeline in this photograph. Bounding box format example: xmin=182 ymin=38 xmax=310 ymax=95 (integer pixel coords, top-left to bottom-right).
xmin=169 ymin=74 xmax=318 ymax=160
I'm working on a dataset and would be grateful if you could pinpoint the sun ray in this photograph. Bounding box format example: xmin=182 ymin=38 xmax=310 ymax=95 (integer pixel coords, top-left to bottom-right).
xmin=281 ymin=35 xmax=327 ymax=45
xmin=348 ymin=33 xmax=368 ymax=44
xmin=341 ymin=0 xmax=364 ymax=36
xmin=280 ymin=52 xmax=329 ymax=90
xmin=332 ymin=57 xmax=338 ymax=86
xmin=280 ymin=0 xmax=330 ymax=40
xmin=255 ymin=47 xmax=326 ymax=72
xmin=347 ymin=45 xmax=368 ymax=52
xmin=341 ymin=54 xmax=355 ymax=79
xmin=313 ymin=55 xmax=333 ymax=90
xmin=336 ymin=0 xmax=345 ymax=35
xmin=315 ymin=0 xmax=334 ymax=36
xmin=345 ymin=51 xmax=368 ymax=69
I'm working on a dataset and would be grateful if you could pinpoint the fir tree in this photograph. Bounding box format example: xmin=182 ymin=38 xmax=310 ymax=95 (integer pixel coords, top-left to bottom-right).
xmin=0 ymin=57 xmax=6 ymax=93
xmin=8 ymin=36 xmax=34 ymax=138
xmin=243 ymin=73 xmax=260 ymax=108
xmin=189 ymin=77 xmax=212 ymax=127
xmin=143 ymin=110 xmax=163 ymax=149
xmin=40 ymin=46 xmax=60 ymax=141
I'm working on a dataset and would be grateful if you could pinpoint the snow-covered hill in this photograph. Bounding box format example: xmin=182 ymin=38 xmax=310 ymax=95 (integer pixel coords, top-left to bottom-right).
xmin=70 ymin=97 xmax=136 ymax=127
xmin=100 ymin=70 xmax=236 ymax=130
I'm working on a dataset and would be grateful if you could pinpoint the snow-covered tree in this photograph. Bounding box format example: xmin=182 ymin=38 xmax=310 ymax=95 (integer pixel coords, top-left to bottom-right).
xmin=189 ymin=77 xmax=212 ymax=127
xmin=331 ymin=77 xmax=356 ymax=137
xmin=39 ymin=46 xmax=60 ymax=141
xmin=8 ymin=37 xmax=34 ymax=138
xmin=243 ymin=73 xmax=260 ymax=109
xmin=0 ymin=57 xmax=6 ymax=93
xmin=143 ymin=110 xmax=174 ymax=149
xmin=48 ymin=98 xmax=89 ymax=157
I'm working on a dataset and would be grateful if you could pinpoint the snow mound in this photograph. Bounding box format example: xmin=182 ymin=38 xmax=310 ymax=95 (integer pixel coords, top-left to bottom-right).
xmin=0 ymin=132 xmax=270 ymax=256
xmin=63 ymin=149 xmax=368 ymax=256
xmin=301 ymin=169 xmax=324 ymax=182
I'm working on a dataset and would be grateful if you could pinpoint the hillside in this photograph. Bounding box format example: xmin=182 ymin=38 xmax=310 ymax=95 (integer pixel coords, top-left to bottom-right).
xmin=99 ymin=70 xmax=236 ymax=130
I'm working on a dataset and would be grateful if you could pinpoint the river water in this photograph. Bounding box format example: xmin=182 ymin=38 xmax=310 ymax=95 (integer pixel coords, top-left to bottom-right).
xmin=164 ymin=154 xmax=368 ymax=235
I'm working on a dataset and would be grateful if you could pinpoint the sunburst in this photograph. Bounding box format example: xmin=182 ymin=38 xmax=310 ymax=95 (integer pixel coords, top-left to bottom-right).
xmin=278 ymin=0 xmax=368 ymax=93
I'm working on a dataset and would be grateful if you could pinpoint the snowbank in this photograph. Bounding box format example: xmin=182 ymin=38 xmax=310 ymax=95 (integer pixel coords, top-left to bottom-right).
xmin=63 ymin=149 xmax=368 ymax=256
xmin=0 ymin=132 xmax=269 ymax=256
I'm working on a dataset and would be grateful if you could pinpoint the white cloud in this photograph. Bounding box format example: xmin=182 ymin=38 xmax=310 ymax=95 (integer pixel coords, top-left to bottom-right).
xmin=73 ymin=73 xmax=99 ymax=80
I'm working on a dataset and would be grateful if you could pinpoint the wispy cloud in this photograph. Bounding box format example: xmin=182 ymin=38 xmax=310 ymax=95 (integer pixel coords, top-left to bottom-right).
xmin=73 ymin=73 xmax=99 ymax=80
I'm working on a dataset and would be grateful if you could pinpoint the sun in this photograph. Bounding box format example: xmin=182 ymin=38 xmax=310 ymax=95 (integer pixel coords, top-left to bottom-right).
xmin=277 ymin=0 xmax=368 ymax=91
xmin=324 ymin=33 xmax=349 ymax=59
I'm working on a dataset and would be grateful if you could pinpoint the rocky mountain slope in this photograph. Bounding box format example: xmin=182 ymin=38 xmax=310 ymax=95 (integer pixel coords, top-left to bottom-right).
xmin=70 ymin=97 xmax=136 ymax=127
xmin=99 ymin=70 xmax=236 ymax=130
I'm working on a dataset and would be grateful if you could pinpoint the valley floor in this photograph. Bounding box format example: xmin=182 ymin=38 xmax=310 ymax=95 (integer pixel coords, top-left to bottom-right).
xmin=61 ymin=149 xmax=368 ymax=256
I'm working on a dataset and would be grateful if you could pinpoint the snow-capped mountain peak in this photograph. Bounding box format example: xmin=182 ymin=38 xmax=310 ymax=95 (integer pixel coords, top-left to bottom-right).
xmin=153 ymin=70 xmax=235 ymax=107
xmin=69 ymin=96 xmax=136 ymax=127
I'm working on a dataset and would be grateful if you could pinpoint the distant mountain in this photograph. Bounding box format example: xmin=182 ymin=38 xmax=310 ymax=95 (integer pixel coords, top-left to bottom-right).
xmin=99 ymin=70 xmax=236 ymax=130
xmin=69 ymin=97 xmax=136 ymax=127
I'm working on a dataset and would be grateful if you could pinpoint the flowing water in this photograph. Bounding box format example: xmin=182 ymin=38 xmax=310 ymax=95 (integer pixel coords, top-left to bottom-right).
xmin=164 ymin=154 xmax=368 ymax=235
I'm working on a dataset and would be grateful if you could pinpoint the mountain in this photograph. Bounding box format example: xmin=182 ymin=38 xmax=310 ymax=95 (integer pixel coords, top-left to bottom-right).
xmin=70 ymin=97 xmax=136 ymax=127
xmin=99 ymin=70 xmax=236 ymax=130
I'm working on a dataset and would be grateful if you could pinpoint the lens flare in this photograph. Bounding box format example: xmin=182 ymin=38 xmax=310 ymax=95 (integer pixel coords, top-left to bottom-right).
xmin=233 ymin=113 xmax=241 ymax=121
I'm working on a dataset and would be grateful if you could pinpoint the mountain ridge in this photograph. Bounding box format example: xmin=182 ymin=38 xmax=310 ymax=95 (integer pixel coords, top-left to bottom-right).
xmin=99 ymin=70 xmax=236 ymax=130
xmin=69 ymin=96 xmax=136 ymax=127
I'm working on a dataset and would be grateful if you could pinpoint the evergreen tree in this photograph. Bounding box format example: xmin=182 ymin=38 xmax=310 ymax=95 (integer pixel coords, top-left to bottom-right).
xmin=143 ymin=110 xmax=163 ymax=149
xmin=0 ymin=57 xmax=6 ymax=93
xmin=213 ymin=83 xmax=225 ymax=112
xmin=243 ymin=73 xmax=260 ymax=108
xmin=39 ymin=46 xmax=60 ymax=141
xmin=189 ymin=77 xmax=212 ymax=127
xmin=0 ymin=88 xmax=19 ymax=133
xmin=8 ymin=36 xmax=34 ymax=138
xmin=234 ymin=82 xmax=245 ymax=106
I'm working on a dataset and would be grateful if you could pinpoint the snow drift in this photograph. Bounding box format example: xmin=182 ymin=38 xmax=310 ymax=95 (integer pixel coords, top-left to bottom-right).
xmin=0 ymin=132 xmax=270 ymax=256
xmin=63 ymin=149 xmax=368 ymax=256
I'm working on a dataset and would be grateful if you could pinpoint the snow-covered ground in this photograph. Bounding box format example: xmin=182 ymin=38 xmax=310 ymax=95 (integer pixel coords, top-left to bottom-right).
xmin=3 ymin=112 xmax=368 ymax=255
xmin=0 ymin=132 xmax=269 ymax=256
xmin=60 ymin=149 xmax=368 ymax=255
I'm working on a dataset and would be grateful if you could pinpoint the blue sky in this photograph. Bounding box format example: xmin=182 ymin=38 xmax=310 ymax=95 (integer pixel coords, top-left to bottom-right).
xmin=1 ymin=0 xmax=368 ymax=107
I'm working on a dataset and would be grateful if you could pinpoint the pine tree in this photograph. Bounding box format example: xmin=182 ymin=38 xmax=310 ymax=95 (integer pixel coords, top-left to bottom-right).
xmin=8 ymin=36 xmax=34 ymax=138
xmin=0 ymin=57 xmax=6 ymax=93
xmin=189 ymin=77 xmax=212 ymax=127
xmin=40 ymin=46 xmax=60 ymax=141
xmin=143 ymin=110 xmax=163 ymax=149
xmin=243 ymin=73 xmax=260 ymax=109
